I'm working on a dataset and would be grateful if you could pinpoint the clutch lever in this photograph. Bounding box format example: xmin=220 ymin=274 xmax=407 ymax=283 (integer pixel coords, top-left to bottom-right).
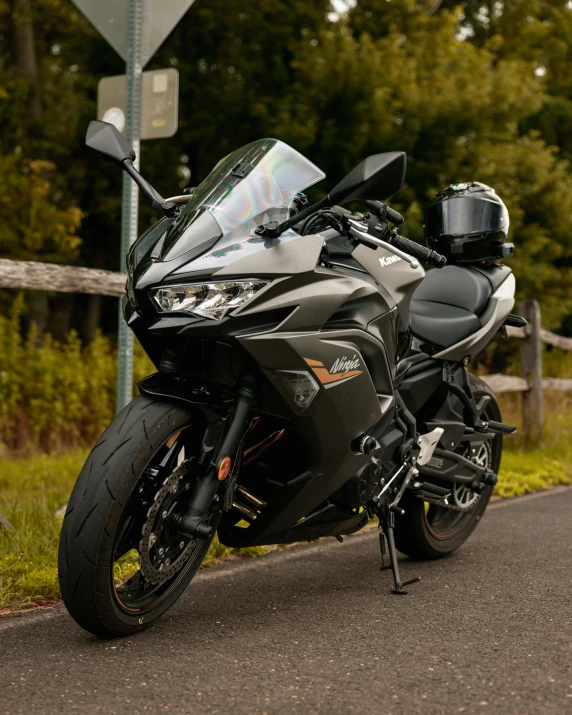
xmin=348 ymin=219 xmax=420 ymax=269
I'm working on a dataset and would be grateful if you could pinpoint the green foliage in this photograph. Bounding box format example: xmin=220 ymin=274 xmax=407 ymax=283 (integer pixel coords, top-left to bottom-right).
xmin=0 ymin=296 xmax=154 ymax=454
xmin=0 ymin=0 xmax=571 ymax=336
xmin=272 ymin=6 xmax=572 ymax=326
xmin=0 ymin=154 xmax=83 ymax=262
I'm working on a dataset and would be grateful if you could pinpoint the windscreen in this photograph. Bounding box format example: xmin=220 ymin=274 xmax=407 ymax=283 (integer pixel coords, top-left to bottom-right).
xmin=162 ymin=139 xmax=325 ymax=261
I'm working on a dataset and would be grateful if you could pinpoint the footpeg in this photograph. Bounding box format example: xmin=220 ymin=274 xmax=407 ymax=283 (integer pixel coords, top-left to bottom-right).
xmin=484 ymin=420 xmax=517 ymax=435
xmin=484 ymin=471 xmax=498 ymax=486
xmin=412 ymin=481 xmax=451 ymax=505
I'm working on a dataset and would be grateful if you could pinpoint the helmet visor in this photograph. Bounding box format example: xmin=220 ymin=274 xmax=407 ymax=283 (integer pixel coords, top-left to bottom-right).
xmin=426 ymin=197 xmax=508 ymax=238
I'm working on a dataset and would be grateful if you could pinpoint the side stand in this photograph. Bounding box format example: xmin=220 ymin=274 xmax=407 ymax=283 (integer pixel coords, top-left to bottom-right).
xmin=379 ymin=508 xmax=420 ymax=595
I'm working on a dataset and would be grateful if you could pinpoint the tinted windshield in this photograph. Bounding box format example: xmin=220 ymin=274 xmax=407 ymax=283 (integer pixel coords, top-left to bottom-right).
xmin=162 ymin=139 xmax=325 ymax=261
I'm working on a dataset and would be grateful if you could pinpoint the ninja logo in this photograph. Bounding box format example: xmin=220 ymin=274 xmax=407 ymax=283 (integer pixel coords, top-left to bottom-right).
xmin=330 ymin=354 xmax=360 ymax=375
xmin=304 ymin=353 xmax=363 ymax=386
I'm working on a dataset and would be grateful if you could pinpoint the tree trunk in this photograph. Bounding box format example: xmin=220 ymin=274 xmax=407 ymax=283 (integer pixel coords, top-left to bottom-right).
xmin=84 ymin=294 xmax=103 ymax=344
xmin=9 ymin=0 xmax=42 ymax=121
xmin=26 ymin=291 xmax=49 ymax=338
xmin=9 ymin=0 xmax=47 ymax=336
xmin=50 ymin=293 xmax=75 ymax=341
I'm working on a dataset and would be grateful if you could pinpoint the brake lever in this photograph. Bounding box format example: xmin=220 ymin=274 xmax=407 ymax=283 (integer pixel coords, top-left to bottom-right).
xmin=347 ymin=219 xmax=420 ymax=269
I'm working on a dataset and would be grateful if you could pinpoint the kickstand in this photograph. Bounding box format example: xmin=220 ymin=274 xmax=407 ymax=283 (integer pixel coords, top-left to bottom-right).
xmin=379 ymin=508 xmax=421 ymax=595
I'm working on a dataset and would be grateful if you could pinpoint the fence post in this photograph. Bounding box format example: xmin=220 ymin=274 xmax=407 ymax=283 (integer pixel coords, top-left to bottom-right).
xmin=519 ymin=299 xmax=543 ymax=443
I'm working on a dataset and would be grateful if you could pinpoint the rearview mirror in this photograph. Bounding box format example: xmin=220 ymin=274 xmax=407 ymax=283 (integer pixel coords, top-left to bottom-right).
xmin=85 ymin=120 xmax=136 ymax=164
xmin=327 ymin=151 xmax=406 ymax=206
xmin=85 ymin=120 xmax=178 ymax=216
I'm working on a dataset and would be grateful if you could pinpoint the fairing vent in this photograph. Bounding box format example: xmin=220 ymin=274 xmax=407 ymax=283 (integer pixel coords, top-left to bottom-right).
xmin=204 ymin=342 xmax=287 ymax=418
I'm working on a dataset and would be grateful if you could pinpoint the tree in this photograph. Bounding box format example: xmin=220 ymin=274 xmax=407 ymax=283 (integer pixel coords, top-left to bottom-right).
xmin=0 ymin=0 xmax=570 ymax=338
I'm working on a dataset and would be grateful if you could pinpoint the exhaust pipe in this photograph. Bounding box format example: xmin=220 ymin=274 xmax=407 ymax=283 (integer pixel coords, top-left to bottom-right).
xmin=236 ymin=484 xmax=267 ymax=509
xmin=232 ymin=500 xmax=259 ymax=521
xmin=232 ymin=485 xmax=268 ymax=522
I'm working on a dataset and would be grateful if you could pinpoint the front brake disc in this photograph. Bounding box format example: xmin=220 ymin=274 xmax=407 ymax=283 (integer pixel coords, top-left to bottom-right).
xmin=139 ymin=459 xmax=198 ymax=585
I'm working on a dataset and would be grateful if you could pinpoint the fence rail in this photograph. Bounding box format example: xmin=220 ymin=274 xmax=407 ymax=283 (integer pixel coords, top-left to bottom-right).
xmin=0 ymin=258 xmax=126 ymax=296
xmin=482 ymin=374 xmax=572 ymax=393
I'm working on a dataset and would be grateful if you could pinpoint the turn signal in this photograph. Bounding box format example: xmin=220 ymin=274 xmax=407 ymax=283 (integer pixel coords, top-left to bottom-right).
xmin=217 ymin=456 xmax=232 ymax=481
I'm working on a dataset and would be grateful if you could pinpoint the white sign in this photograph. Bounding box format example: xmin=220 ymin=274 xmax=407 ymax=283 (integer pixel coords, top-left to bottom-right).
xmin=97 ymin=68 xmax=179 ymax=139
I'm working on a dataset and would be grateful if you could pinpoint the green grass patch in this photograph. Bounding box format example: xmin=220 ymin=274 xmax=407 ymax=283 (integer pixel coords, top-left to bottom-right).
xmin=1 ymin=398 xmax=570 ymax=610
xmin=495 ymin=392 xmax=572 ymax=498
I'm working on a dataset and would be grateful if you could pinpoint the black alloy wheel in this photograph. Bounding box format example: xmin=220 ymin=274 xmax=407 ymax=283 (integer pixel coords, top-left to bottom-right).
xmin=393 ymin=375 xmax=502 ymax=560
xmin=59 ymin=396 xmax=220 ymax=638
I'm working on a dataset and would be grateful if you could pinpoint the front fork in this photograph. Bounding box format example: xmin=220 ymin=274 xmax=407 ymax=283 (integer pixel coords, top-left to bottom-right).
xmin=175 ymin=373 xmax=258 ymax=539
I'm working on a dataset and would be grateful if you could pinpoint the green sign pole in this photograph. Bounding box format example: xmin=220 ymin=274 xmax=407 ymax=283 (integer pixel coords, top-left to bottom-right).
xmin=116 ymin=0 xmax=147 ymax=413
xmin=71 ymin=0 xmax=195 ymax=412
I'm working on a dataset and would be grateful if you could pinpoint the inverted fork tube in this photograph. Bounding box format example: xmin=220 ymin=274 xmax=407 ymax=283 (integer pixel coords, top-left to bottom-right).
xmin=176 ymin=373 xmax=258 ymax=539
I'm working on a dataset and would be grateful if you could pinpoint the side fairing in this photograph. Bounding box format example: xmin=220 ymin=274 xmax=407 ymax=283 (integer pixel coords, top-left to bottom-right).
xmin=353 ymin=242 xmax=425 ymax=327
xmin=237 ymin=328 xmax=392 ymax=540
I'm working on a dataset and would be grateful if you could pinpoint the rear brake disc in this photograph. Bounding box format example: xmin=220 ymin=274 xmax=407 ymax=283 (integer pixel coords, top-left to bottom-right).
xmin=449 ymin=441 xmax=491 ymax=511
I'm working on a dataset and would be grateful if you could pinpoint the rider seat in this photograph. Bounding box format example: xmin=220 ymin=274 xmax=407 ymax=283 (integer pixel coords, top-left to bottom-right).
xmin=409 ymin=264 xmax=511 ymax=349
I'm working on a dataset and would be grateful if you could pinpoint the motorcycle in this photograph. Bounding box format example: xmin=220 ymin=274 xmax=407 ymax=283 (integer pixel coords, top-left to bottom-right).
xmin=59 ymin=121 xmax=523 ymax=637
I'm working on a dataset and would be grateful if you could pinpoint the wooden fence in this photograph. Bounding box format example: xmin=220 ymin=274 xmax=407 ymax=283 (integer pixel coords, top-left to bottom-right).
xmin=1 ymin=259 xmax=571 ymax=440
xmin=481 ymin=299 xmax=572 ymax=441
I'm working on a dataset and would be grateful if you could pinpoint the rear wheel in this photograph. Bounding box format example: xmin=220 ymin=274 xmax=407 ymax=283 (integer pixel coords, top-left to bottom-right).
xmin=58 ymin=396 xmax=219 ymax=638
xmin=394 ymin=375 xmax=502 ymax=560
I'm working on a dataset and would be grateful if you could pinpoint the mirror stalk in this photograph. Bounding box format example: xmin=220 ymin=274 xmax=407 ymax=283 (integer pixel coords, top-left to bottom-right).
xmin=255 ymin=195 xmax=331 ymax=239
xmin=122 ymin=160 xmax=178 ymax=217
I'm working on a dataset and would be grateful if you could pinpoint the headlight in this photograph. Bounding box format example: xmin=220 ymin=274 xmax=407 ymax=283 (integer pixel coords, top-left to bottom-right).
xmin=152 ymin=280 xmax=269 ymax=320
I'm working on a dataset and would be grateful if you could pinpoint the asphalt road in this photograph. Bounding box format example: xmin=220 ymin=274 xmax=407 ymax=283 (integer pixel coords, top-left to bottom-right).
xmin=1 ymin=488 xmax=571 ymax=715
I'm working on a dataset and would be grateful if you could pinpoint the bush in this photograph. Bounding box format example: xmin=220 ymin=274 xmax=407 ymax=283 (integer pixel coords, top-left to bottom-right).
xmin=0 ymin=295 xmax=154 ymax=455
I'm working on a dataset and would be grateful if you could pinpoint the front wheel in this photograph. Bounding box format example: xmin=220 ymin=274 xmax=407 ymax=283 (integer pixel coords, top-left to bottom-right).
xmin=58 ymin=396 xmax=218 ymax=638
xmin=394 ymin=375 xmax=502 ymax=560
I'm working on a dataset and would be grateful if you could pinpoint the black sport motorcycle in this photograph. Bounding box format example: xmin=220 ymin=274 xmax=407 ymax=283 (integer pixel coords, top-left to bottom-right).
xmin=59 ymin=121 xmax=523 ymax=637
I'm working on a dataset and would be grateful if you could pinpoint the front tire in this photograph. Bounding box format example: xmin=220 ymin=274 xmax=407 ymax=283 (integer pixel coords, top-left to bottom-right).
xmin=58 ymin=396 xmax=217 ymax=638
xmin=394 ymin=375 xmax=502 ymax=560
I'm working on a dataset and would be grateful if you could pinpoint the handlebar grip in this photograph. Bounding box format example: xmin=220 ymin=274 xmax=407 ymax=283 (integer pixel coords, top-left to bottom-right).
xmin=390 ymin=234 xmax=447 ymax=268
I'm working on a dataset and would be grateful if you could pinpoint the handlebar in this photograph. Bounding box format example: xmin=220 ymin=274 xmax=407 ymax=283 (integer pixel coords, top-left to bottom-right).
xmin=366 ymin=200 xmax=404 ymax=227
xmin=364 ymin=200 xmax=445 ymax=267
xmin=320 ymin=206 xmax=447 ymax=269
xmin=390 ymin=233 xmax=447 ymax=269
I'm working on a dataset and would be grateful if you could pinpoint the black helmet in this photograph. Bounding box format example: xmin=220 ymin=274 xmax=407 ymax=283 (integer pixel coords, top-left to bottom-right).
xmin=425 ymin=182 xmax=513 ymax=264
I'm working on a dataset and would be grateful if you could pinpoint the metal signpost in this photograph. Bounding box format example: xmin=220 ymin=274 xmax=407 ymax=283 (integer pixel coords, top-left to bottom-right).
xmin=71 ymin=0 xmax=196 ymax=411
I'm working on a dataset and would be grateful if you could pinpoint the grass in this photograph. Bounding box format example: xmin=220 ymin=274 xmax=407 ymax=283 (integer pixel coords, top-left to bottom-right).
xmin=1 ymin=395 xmax=570 ymax=611
xmin=494 ymin=393 xmax=572 ymax=497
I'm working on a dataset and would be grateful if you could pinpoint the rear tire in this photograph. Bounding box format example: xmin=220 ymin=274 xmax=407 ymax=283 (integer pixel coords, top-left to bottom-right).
xmin=58 ymin=396 xmax=217 ymax=638
xmin=394 ymin=374 xmax=502 ymax=560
